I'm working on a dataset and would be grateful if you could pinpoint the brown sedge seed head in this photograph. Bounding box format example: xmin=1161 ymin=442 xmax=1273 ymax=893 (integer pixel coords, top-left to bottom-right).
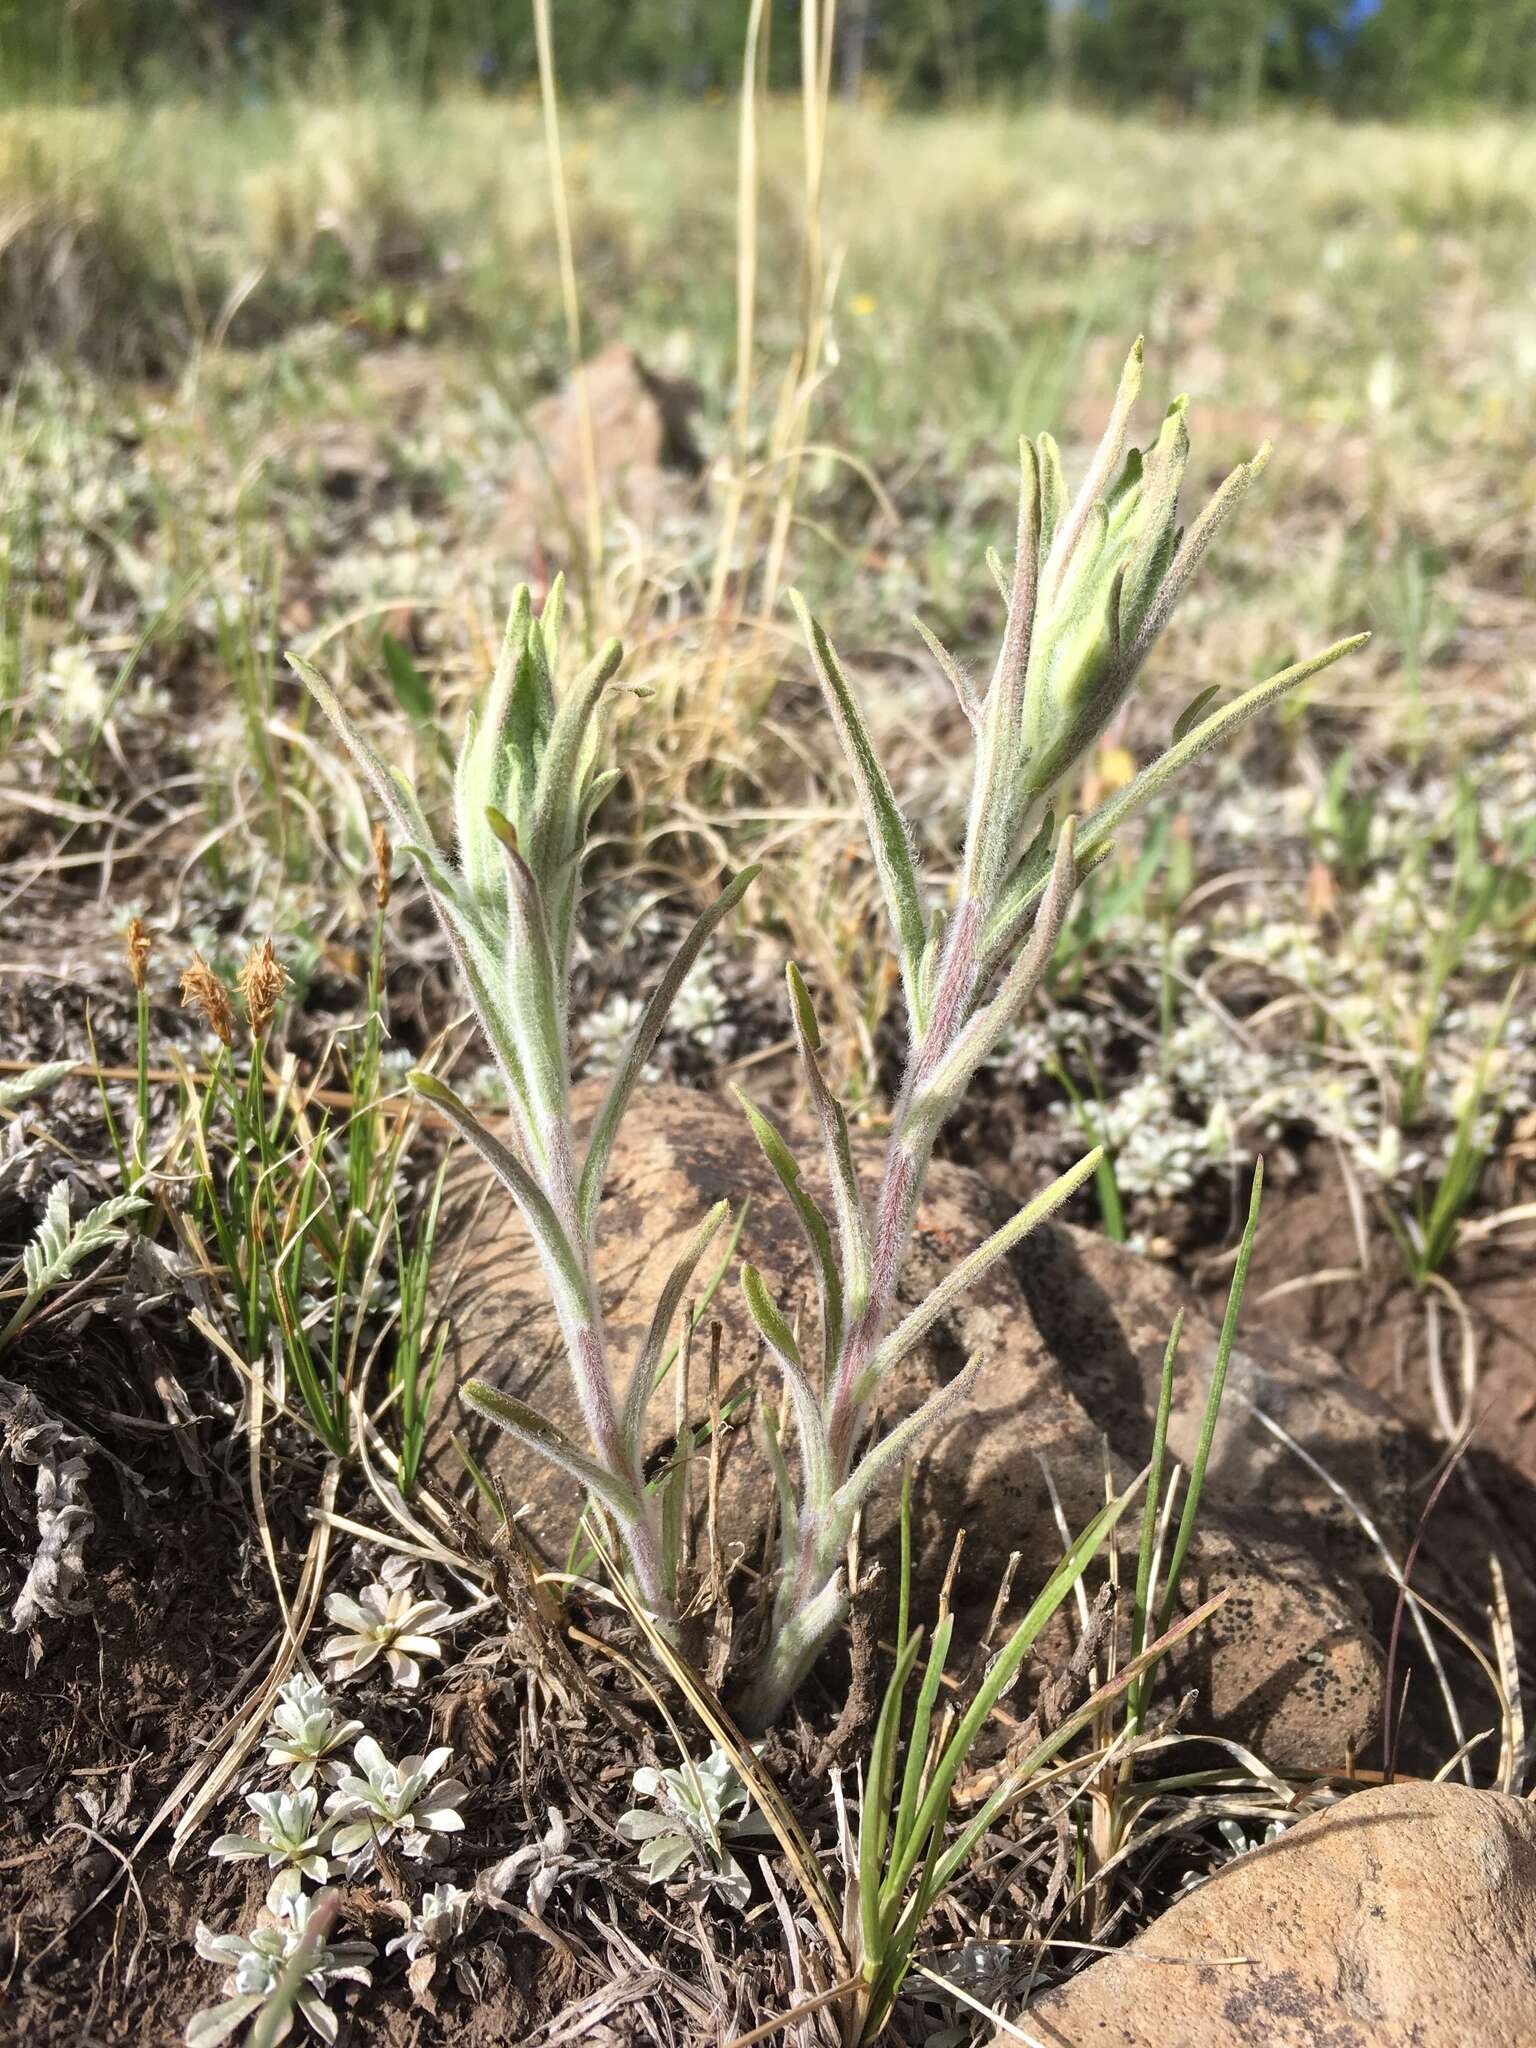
xmin=179 ymin=955 xmax=237 ymax=1049
xmin=372 ymin=821 xmax=393 ymax=911
xmin=125 ymin=916 xmax=152 ymax=993
xmin=236 ymin=936 xmax=291 ymax=1040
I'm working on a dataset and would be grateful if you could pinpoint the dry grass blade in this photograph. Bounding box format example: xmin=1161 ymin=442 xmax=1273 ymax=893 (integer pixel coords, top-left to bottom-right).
xmin=585 ymin=1530 xmax=848 ymax=1963
xmin=531 ymin=0 xmax=601 ymax=573
xmin=720 ymin=1974 xmax=864 ymax=2048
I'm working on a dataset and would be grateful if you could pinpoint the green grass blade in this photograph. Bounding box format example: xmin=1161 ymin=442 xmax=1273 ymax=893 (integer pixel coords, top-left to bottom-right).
xmin=1156 ymin=1161 xmax=1263 ymax=1638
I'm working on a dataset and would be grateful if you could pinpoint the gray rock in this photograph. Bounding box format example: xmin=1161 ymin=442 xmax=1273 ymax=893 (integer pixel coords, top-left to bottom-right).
xmin=1018 ymin=1781 xmax=1536 ymax=2047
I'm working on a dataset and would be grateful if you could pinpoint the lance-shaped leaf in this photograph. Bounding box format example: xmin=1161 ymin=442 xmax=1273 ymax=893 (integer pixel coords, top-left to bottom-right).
xmin=853 ymin=1147 xmax=1102 ymax=1408
xmin=788 ymin=590 xmax=927 ymax=1015
xmin=1041 ymin=335 xmax=1143 ymax=603
xmin=409 ymin=866 xmax=533 ymax=1124
xmin=976 ymin=807 xmax=1055 ymax=967
xmin=1171 ymin=683 xmax=1220 ymax=744
xmin=733 ymin=1089 xmax=842 ymax=1368
xmin=539 ymin=571 xmax=565 ymax=674
xmin=408 ymin=1072 xmax=588 ymax=1315
xmin=460 ymin=1383 xmax=645 ymax=1527
xmin=480 ymin=584 xmax=537 ymax=774
xmin=1117 ymin=398 xmax=1189 ymax=643
xmin=577 ymin=864 xmax=761 ymax=1236
xmin=1128 ymin=443 xmax=1271 ymax=669
xmin=619 ymin=1199 xmax=731 ymax=1460
xmin=485 ymin=808 xmax=569 ymax=1141
xmin=290 ymin=652 xmax=438 ymax=857
xmin=760 ymin=1403 xmax=801 ymax=1573
xmin=1076 ymin=635 xmax=1370 ymax=871
xmin=1035 ymin=432 xmax=1067 ymax=563
xmin=912 ymin=615 xmax=978 ymax=724
xmin=786 ymin=964 xmax=873 ymax=1328
xmin=827 ymin=1358 xmax=983 ymax=1550
xmin=526 ymin=635 xmax=623 ymax=885
xmin=740 ymin=1264 xmax=832 ymax=1507
xmin=456 ymin=587 xmax=534 ymax=902
xmin=580 ymin=766 xmax=623 ymax=834
xmin=985 ymin=437 xmax=1043 ymax=723
xmin=963 ymin=439 xmax=1044 ymax=904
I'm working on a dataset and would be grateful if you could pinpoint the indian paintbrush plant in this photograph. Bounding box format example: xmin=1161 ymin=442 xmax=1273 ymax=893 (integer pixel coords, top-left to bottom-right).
xmin=295 ymin=341 xmax=1363 ymax=1729
xmin=295 ymin=583 xmax=757 ymax=1622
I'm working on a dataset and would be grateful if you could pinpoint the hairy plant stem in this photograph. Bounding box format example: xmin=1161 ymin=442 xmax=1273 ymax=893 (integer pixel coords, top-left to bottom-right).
xmin=741 ymin=903 xmax=990 ymax=1729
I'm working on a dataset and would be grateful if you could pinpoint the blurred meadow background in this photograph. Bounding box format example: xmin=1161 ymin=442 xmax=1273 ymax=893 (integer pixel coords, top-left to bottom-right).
xmin=2 ymin=0 xmax=1533 ymax=1517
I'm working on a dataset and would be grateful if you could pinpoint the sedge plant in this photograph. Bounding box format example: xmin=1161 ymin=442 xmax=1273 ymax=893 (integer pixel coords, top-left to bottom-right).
xmin=851 ymin=1464 xmax=1225 ymax=2039
xmin=296 ymin=345 xmax=1362 ymax=1727
xmin=169 ymin=940 xmax=437 ymax=1465
xmin=1080 ymin=1165 xmax=1269 ymax=1892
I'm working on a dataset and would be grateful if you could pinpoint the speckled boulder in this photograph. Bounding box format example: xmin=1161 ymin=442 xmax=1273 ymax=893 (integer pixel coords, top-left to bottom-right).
xmin=1016 ymin=1781 xmax=1536 ymax=2046
xmin=429 ymin=1084 xmax=1406 ymax=1768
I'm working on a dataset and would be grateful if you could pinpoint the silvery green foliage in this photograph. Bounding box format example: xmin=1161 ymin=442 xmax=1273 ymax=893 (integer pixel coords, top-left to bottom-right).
xmin=384 ymin=1882 xmax=477 ymax=1960
xmin=262 ymin=1676 xmax=364 ymax=1789
xmin=733 ymin=343 xmax=1364 ymax=1725
xmin=324 ymin=1736 xmax=468 ymax=1863
xmin=0 ymin=1061 xmax=77 ymax=1111
xmin=188 ymin=1891 xmax=375 ymax=2047
xmin=320 ymin=1562 xmax=456 ymax=1689
xmin=296 ymin=585 xmax=757 ymax=1621
xmin=616 ymin=1744 xmax=773 ymax=1908
xmin=0 ymin=1182 xmax=146 ymax=1352
xmin=209 ymin=1788 xmax=333 ymax=1908
xmin=0 ymin=1372 xmax=94 ymax=1641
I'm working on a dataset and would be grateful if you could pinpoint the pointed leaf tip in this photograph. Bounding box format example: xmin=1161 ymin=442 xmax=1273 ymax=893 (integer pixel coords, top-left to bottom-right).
xmin=484 ymin=806 xmax=518 ymax=852
xmin=785 ymin=962 xmax=821 ymax=1051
